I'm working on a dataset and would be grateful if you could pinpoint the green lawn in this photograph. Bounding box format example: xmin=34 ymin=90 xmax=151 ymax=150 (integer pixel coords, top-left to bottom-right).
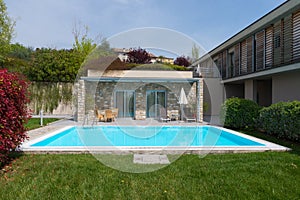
xmin=0 ymin=131 xmax=300 ymax=199
xmin=25 ymin=118 xmax=60 ymax=130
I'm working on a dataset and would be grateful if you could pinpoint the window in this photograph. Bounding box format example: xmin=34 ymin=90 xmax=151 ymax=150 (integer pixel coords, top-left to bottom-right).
xmin=228 ymin=51 xmax=234 ymax=77
xmin=146 ymin=90 xmax=166 ymax=118
xmin=274 ymin=34 xmax=281 ymax=48
xmin=229 ymin=52 xmax=234 ymax=67
xmin=114 ymin=90 xmax=135 ymax=118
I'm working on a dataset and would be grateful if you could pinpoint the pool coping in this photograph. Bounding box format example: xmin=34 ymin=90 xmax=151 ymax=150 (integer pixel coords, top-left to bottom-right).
xmin=20 ymin=125 xmax=290 ymax=154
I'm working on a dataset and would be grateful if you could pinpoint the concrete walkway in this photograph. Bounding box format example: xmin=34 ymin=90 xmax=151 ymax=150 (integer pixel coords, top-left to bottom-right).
xmin=26 ymin=117 xmax=205 ymax=141
xmin=26 ymin=118 xmax=76 ymax=140
xmin=23 ymin=117 xmax=290 ymax=154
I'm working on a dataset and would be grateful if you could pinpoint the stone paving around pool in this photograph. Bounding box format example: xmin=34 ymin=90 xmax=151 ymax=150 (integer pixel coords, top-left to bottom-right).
xmin=133 ymin=154 xmax=170 ymax=164
xmin=23 ymin=117 xmax=290 ymax=154
xmin=26 ymin=117 xmax=205 ymax=140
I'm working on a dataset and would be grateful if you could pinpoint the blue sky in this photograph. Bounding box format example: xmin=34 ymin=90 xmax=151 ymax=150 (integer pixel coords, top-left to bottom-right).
xmin=5 ymin=0 xmax=287 ymax=56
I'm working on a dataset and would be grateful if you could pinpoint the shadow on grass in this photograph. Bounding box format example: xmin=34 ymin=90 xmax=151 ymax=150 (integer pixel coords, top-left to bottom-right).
xmin=241 ymin=129 xmax=300 ymax=156
xmin=0 ymin=151 xmax=24 ymax=171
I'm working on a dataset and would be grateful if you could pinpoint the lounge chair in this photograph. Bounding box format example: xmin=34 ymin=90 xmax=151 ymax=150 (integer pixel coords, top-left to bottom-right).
xmin=184 ymin=116 xmax=196 ymax=123
xmin=104 ymin=109 xmax=115 ymax=122
xmin=168 ymin=110 xmax=179 ymax=121
xmin=183 ymin=108 xmax=196 ymax=122
xmin=159 ymin=108 xmax=171 ymax=123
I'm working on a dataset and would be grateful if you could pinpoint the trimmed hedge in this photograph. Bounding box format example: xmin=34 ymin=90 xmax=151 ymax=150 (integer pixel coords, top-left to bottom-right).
xmin=259 ymin=101 xmax=300 ymax=141
xmin=221 ymin=97 xmax=260 ymax=129
xmin=124 ymin=63 xmax=189 ymax=71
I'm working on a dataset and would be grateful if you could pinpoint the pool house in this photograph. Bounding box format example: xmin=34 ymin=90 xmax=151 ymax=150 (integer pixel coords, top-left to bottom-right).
xmin=75 ymin=68 xmax=204 ymax=123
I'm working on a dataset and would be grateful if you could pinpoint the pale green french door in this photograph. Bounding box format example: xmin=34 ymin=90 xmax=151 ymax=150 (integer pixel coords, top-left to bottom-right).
xmin=114 ymin=90 xmax=135 ymax=118
xmin=146 ymin=90 xmax=166 ymax=118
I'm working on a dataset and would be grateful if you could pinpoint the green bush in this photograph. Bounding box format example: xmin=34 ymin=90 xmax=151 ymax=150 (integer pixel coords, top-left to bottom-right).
xmin=259 ymin=101 xmax=300 ymax=141
xmin=124 ymin=63 xmax=189 ymax=71
xmin=220 ymin=97 xmax=260 ymax=129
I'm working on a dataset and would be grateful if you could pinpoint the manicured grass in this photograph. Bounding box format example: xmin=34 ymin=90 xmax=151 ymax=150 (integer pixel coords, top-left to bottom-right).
xmin=0 ymin=152 xmax=299 ymax=199
xmin=1 ymin=129 xmax=300 ymax=199
xmin=25 ymin=118 xmax=60 ymax=130
xmin=241 ymin=129 xmax=300 ymax=154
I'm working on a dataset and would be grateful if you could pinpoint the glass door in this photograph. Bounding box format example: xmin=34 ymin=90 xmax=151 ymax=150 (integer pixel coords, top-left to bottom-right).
xmin=146 ymin=90 xmax=166 ymax=118
xmin=115 ymin=91 xmax=135 ymax=118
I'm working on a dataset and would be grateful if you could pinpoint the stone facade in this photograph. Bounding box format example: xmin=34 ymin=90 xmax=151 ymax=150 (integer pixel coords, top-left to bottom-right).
xmin=76 ymin=70 xmax=203 ymax=123
xmin=93 ymin=82 xmax=188 ymax=118
xmin=76 ymin=80 xmax=85 ymax=123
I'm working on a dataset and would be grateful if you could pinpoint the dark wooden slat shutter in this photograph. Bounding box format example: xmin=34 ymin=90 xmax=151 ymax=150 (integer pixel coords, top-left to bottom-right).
xmin=283 ymin=15 xmax=292 ymax=64
xmin=293 ymin=11 xmax=300 ymax=61
xmin=246 ymin=37 xmax=253 ymax=73
xmin=222 ymin=51 xmax=227 ymax=78
xmin=265 ymin=26 xmax=273 ymax=68
xmin=256 ymin=30 xmax=265 ymax=71
xmin=241 ymin=40 xmax=247 ymax=74
xmin=273 ymin=20 xmax=282 ymax=66
xmin=218 ymin=53 xmax=222 ymax=77
xmin=234 ymin=43 xmax=240 ymax=76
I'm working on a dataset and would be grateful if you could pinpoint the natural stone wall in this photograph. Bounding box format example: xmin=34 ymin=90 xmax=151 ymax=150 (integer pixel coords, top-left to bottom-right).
xmin=77 ymin=80 xmax=85 ymax=123
xmin=93 ymin=81 xmax=195 ymax=119
xmin=76 ymin=79 xmax=203 ymax=122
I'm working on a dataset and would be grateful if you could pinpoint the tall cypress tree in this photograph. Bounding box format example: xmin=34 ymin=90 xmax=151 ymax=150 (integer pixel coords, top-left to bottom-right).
xmin=0 ymin=0 xmax=15 ymax=66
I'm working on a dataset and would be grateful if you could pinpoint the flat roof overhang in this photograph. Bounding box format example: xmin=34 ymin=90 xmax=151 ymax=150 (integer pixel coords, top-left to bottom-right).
xmin=80 ymin=77 xmax=201 ymax=83
xmin=221 ymin=63 xmax=300 ymax=84
xmin=191 ymin=0 xmax=300 ymax=66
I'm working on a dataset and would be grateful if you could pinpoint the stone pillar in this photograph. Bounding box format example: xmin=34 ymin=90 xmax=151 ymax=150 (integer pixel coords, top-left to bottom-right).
xmin=197 ymin=79 xmax=204 ymax=123
xmin=77 ymin=80 xmax=85 ymax=123
xmin=245 ymin=79 xmax=256 ymax=101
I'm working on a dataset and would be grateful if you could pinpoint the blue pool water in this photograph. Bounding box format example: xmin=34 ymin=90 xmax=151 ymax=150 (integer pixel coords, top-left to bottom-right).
xmin=31 ymin=126 xmax=265 ymax=147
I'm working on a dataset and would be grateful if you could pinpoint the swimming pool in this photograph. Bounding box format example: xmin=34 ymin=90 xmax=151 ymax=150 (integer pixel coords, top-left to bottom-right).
xmin=30 ymin=126 xmax=264 ymax=147
xmin=22 ymin=125 xmax=289 ymax=153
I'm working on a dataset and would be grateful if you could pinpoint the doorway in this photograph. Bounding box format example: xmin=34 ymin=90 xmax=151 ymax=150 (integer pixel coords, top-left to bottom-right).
xmin=114 ymin=90 xmax=135 ymax=118
xmin=146 ymin=90 xmax=166 ymax=118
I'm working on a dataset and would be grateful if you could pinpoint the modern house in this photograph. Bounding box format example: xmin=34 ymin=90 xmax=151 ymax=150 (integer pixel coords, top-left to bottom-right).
xmin=113 ymin=48 xmax=131 ymax=62
xmin=75 ymin=65 xmax=203 ymax=123
xmin=112 ymin=48 xmax=174 ymax=64
xmin=191 ymin=0 xmax=300 ymax=123
xmin=153 ymin=56 xmax=174 ymax=65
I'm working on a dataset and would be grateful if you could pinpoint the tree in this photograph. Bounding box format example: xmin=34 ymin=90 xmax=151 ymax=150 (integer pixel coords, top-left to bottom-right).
xmin=127 ymin=48 xmax=151 ymax=64
xmin=9 ymin=43 xmax=33 ymax=60
xmin=28 ymin=48 xmax=83 ymax=82
xmin=72 ymin=21 xmax=97 ymax=58
xmin=0 ymin=0 xmax=15 ymax=65
xmin=3 ymin=43 xmax=33 ymax=73
xmin=0 ymin=69 xmax=30 ymax=165
xmin=174 ymin=56 xmax=191 ymax=67
xmin=87 ymin=39 xmax=113 ymax=59
xmin=191 ymin=43 xmax=200 ymax=62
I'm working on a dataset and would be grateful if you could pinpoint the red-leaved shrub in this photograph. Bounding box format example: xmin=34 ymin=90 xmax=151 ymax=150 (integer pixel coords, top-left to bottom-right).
xmin=0 ymin=69 xmax=30 ymax=165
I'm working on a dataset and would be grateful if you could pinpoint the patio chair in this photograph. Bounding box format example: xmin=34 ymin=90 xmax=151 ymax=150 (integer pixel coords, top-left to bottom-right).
xmin=159 ymin=108 xmax=171 ymax=123
xmin=183 ymin=107 xmax=196 ymax=123
xmin=111 ymin=108 xmax=118 ymax=119
xmin=95 ymin=109 xmax=105 ymax=122
xmin=104 ymin=109 xmax=115 ymax=122
xmin=168 ymin=110 xmax=179 ymax=121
